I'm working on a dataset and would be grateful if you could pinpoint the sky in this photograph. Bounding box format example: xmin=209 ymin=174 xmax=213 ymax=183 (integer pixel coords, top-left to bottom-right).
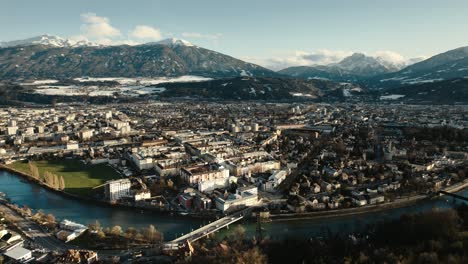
xmin=2 ymin=0 xmax=468 ymax=70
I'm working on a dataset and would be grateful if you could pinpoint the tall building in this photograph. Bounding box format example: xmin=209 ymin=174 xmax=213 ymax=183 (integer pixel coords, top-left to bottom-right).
xmin=105 ymin=179 xmax=131 ymax=202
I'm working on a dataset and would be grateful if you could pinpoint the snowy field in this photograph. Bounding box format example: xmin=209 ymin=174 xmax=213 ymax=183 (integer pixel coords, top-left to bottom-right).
xmin=24 ymin=76 xmax=208 ymax=97
xmin=73 ymin=75 xmax=211 ymax=85
xmin=380 ymin=94 xmax=406 ymax=100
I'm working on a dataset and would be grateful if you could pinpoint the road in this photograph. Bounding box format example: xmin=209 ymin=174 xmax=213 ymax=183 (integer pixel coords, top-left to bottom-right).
xmin=0 ymin=201 xmax=72 ymax=252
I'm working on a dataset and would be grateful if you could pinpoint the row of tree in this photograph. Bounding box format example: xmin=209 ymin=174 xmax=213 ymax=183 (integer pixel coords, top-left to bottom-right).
xmin=28 ymin=161 xmax=65 ymax=190
xmin=44 ymin=171 xmax=66 ymax=190
xmin=88 ymin=220 xmax=163 ymax=244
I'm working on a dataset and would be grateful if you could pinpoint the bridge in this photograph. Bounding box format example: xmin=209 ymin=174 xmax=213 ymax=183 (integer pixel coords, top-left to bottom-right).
xmin=438 ymin=191 xmax=468 ymax=202
xmin=164 ymin=209 xmax=249 ymax=251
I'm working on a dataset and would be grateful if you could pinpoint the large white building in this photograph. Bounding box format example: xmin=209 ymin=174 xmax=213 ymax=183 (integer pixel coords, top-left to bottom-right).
xmin=181 ymin=164 xmax=230 ymax=192
xmin=79 ymin=129 xmax=94 ymax=140
xmin=105 ymin=179 xmax=131 ymax=202
xmin=215 ymin=185 xmax=259 ymax=212
xmin=6 ymin=126 xmax=18 ymax=136
xmin=131 ymin=153 xmax=154 ymax=170
xmin=4 ymin=245 xmax=32 ymax=262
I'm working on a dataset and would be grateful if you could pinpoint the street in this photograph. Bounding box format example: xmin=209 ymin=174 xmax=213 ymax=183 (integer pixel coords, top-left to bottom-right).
xmin=0 ymin=201 xmax=72 ymax=252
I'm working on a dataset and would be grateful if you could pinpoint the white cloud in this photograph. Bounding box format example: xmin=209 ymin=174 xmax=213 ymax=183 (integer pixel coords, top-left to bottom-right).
xmin=181 ymin=32 xmax=222 ymax=40
xmin=130 ymin=25 xmax=162 ymax=40
xmin=373 ymin=50 xmax=406 ymax=64
xmin=80 ymin=13 xmax=121 ymax=43
xmin=245 ymin=49 xmax=426 ymax=70
xmin=302 ymin=50 xmax=354 ymax=65
xmin=244 ymin=50 xmax=353 ymax=71
xmin=407 ymin=56 xmax=428 ymax=65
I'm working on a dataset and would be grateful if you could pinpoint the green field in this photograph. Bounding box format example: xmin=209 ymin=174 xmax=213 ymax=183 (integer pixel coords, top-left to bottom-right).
xmin=7 ymin=159 xmax=121 ymax=197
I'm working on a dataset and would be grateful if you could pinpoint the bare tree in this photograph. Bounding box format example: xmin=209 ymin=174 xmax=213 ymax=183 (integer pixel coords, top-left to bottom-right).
xmin=110 ymin=225 xmax=122 ymax=236
xmin=145 ymin=224 xmax=162 ymax=243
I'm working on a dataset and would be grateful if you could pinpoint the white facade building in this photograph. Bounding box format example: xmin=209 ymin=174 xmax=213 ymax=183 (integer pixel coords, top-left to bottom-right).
xmin=215 ymin=185 xmax=259 ymax=212
xmin=105 ymin=179 xmax=131 ymax=202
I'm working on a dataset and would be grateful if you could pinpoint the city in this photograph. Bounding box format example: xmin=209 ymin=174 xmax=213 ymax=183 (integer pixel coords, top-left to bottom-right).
xmin=1 ymin=1 xmax=468 ymax=263
xmin=0 ymin=102 xmax=467 ymax=262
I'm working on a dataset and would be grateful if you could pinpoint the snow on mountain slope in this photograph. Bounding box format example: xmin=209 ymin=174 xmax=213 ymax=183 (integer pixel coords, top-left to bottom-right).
xmin=0 ymin=34 xmax=98 ymax=48
xmin=146 ymin=38 xmax=194 ymax=47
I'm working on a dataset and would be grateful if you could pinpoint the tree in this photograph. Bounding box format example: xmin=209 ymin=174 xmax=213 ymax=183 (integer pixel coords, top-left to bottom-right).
xmin=44 ymin=171 xmax=52 ymax=187
xmin=57 ymin=231 xmax=69 ymax=241
xmin=59 ymin=176 xmax=66 ymax=190
xmin=96 ymin=230 xmax=106 ymax=239
xmin=145 ymin=224 xmax=162 ymax=243
xmin=229 ymin=225 xmax=246 ymax=243
xmin=235 ymin=247 xmax=267 ymax=264
xmin=45 ymin=213 xmax=56 ymax=224
xmin=125 ymin=227 xmax=138 ymax=240
xmin=28 ymin=161 xmax=40 ymax=180
xmin=21 ymin=205 xmax=32 ymax=217
xmin=33 ymin=209 xmax=45 ymax=221
xmin=88 ymin=220 xmax=101 ymax=231
xmin=110 ymin=225 xmax=122 ymax=236
xmin=51 ymin=174 xmax=59 ymax=189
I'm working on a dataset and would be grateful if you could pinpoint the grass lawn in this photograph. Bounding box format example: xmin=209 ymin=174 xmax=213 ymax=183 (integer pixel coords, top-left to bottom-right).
xmin=7 ymin=159 xmax=121 ymax=197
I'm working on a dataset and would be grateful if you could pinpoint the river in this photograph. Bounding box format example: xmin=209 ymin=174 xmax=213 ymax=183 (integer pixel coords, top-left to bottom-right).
xmin=1 ymin=170 xmax=466 ymax=241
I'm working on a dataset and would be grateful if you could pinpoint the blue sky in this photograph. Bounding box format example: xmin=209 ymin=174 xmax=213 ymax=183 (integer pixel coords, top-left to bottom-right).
xmin=2 ymin=0 xmax=468 ymax=69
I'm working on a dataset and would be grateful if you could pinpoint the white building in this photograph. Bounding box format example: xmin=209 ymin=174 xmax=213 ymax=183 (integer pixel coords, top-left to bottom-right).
xmin=110 ymin=119 xmax=129 ymax=130
xmin=105 ymin=179 xmax=131 ymax=202
xmin=66 ymin=142 xmax=79 ymax=150
xmin=261 ymin=170 xmax=287 ymax=192
xmin=57 ymin=219 xmax=88 ymax=242
xmin=181 ymin=164 xmax=230 ymax=192
xmin=79 ymin=129 xmax=94 ymax=140
xmin=4 ymin=246 xmax=32 ymax=262
xmin=134 ymin=190 xmax=151 ymax=201
xmin=25 ymin=127 xmax=35 ymax=135
xmin=130 ymin=153 xmax=154 ymax=170
xmin=215 ymin=185 xmax=259 ymax=212
xmin=6 ymin=126 xmax=18 ymax=136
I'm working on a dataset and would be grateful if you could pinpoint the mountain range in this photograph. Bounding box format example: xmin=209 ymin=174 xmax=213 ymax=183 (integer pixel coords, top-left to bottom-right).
xmin=1 ymin=35 xmax=468 ymax=103
xmin=374 ymin=46 xmax=468 ymax=88
xmin=0 ymin=35 xmax=277 ymax=79
xmin=279 ymin=53 xmax=403 ymax=81
xmin=281 ymin=47 xmax=468 ymax=89
xmin=0 ymin=34 xmax=99 ymax=48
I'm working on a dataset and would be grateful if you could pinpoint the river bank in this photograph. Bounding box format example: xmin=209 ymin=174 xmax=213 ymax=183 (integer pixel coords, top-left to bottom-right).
xmin=1 ymin=169 xmax=467 ymax=241
xmin=0 ymin=165 xmax=217 ymax=220
xmin=2 ymin=164 xmax=468 ymax=224
xmin=0 ymin=170 xmax=205 ymax=240
xmin=268 ymin=179 xmax=468 ymax=222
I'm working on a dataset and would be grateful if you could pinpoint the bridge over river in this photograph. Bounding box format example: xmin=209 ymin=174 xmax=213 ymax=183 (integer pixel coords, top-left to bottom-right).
xmin=164 ymin=209 xmax=250 ymax=250
xmin=438 ymin=191 xmax=468 ymax=202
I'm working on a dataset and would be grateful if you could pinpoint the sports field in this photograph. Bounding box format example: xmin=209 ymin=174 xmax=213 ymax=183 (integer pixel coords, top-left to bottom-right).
xmin=7 ymin=159 xmax=121 ymax=197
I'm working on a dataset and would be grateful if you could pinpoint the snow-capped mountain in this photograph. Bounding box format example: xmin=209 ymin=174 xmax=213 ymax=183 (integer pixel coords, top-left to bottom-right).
xmin=279 ymin=53 xmax=404 ymax=82
xmin=334 ymin=53 xmax=394 ymax=76
xmin=0 ymin=35 xmax=278 ymax=79
xmin=146 ymin=38 xmax=194 ymax=47
xmin=373 ymin=46 xmax=468 ymax=87
xmin=0 ymin=34 xmax=99 ymax=48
